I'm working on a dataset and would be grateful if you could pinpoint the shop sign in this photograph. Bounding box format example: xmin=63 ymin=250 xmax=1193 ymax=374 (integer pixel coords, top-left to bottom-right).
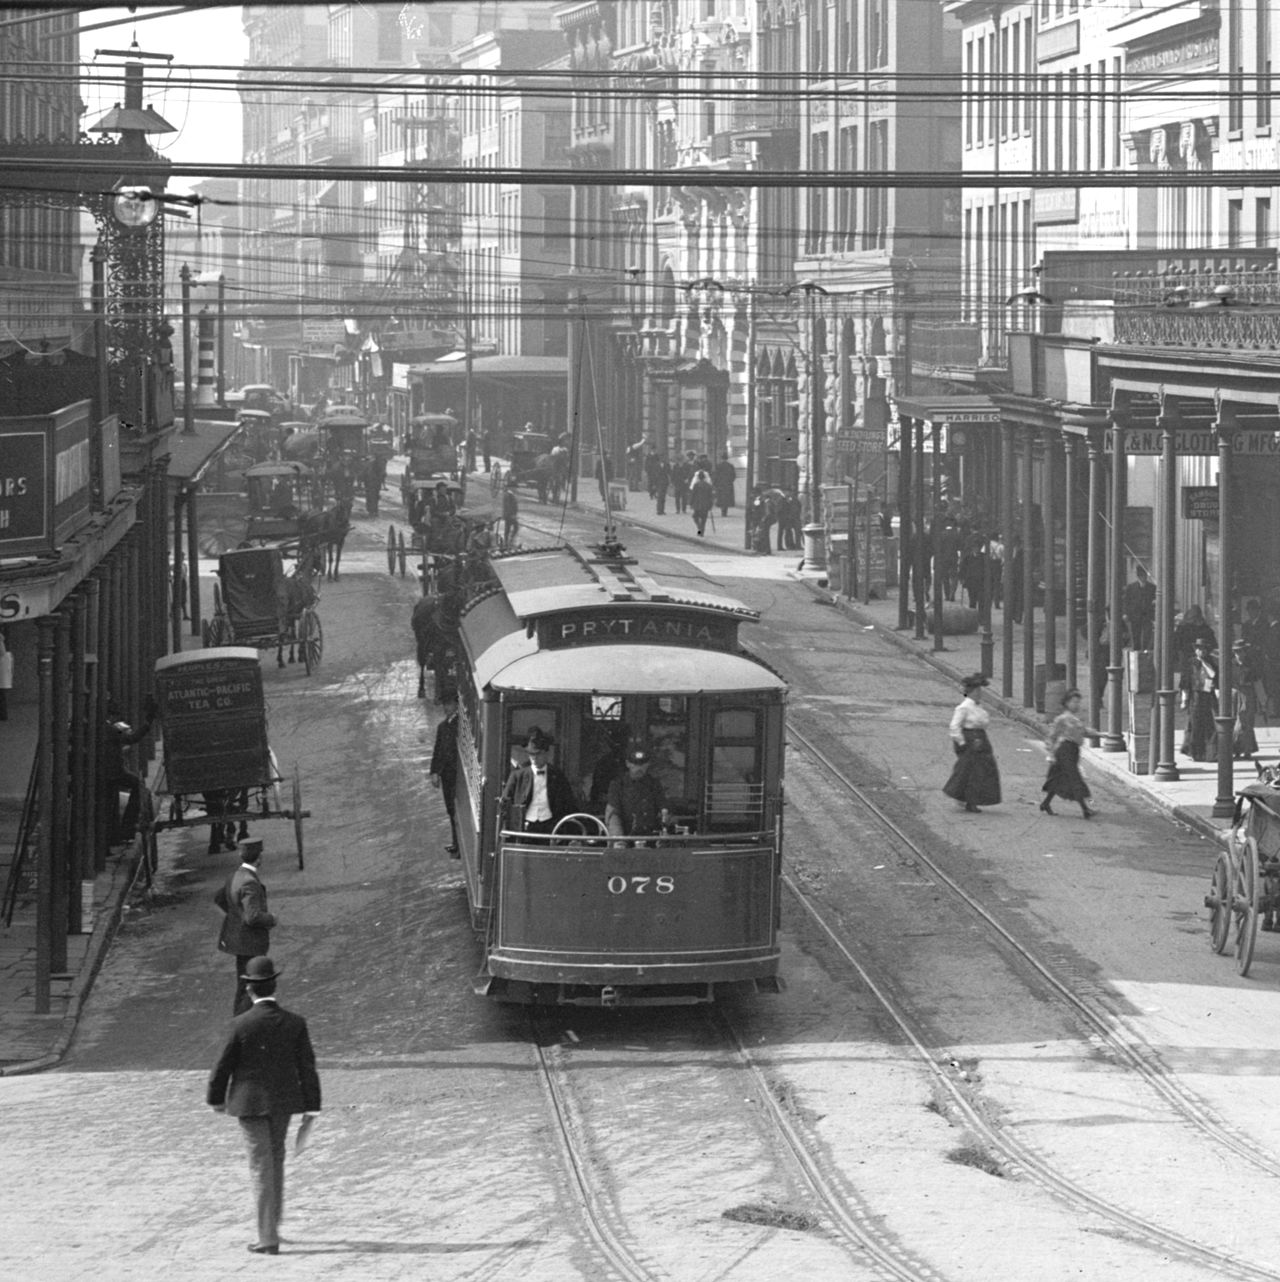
xmin=1107 ymin=427 xmax=1280 ymax=456
xmin=0 ymin=579 xmax=54 ymax=621
xmin=0 ymin=427 xmax=50 ymax=556
xmin=1182 ymin=486 xmax=1219 ymax=521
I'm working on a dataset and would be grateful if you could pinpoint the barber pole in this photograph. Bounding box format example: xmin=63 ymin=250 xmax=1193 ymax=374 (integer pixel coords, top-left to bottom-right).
xmin=196 ymin=311 xmax=216 ymax=407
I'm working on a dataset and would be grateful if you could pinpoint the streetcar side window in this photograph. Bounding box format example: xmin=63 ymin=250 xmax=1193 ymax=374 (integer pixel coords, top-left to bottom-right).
xmin=647 ymin=697 xmax=691 ymax=813
xmin=706 ymin=707 xmax=762 ymax=831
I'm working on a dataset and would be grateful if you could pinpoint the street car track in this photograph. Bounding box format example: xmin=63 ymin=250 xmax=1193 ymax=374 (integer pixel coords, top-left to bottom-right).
xmin=786 ymin=717 xmax=1280 ymax=1282
xmin=528 ymin=1022 xmax=657 ymax=1282
xmin=528 ymin=1009 xmax=946 ymax=1282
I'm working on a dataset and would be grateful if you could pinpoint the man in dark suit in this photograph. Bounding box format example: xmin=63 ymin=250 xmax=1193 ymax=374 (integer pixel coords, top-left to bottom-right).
xmin=499 ymin=726 xmax=577 ymax=835
xmin=214 ymin=838 xmax=277 ymax=1016
xmin=207 ymin=957 xmax=321 ymax=1256
xmin=430 ymin=690 xmax=461 ymax=857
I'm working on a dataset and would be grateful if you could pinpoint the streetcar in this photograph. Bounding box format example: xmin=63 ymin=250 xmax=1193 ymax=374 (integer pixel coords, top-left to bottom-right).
xmin=449 ymin=541 xmax=787 ymax=1006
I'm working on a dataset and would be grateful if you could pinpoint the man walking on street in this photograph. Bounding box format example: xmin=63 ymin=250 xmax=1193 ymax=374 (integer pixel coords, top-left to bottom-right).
xmin=430 ymin=691 xmax=462 ymax=857
xmin=207 ymin=957 xmax=321 ymax=1257
xmin=215 ymin=838 xmax=277 ymax=1016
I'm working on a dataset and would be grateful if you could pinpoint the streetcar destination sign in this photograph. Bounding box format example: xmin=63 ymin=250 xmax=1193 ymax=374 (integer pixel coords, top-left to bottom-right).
xmin=537 ymin=607 xmax=739 ymax=652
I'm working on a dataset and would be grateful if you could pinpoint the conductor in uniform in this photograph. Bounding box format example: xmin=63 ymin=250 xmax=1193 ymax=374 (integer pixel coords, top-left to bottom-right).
xmin=500 ymin=726 xmax=577 ymax=835
xmin=207 ymin=957 xmax=321 ymax=1256
xmin=606 ymin=742 xmax=668 ymax=838
xmin=429 ymin=690 xmax=462 ymax=857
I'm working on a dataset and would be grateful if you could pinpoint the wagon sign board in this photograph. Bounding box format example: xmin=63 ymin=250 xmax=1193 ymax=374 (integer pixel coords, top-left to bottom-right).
xmin=154 ymin=649 xmax=272 ymax=794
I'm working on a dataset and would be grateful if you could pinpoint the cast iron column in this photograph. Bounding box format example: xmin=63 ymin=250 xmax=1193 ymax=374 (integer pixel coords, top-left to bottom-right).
xmin=52 ymin=609 xmax=71 ymax=958
xmin=1021 ymin=429 xmax=1035 ymax=708
xmin=35 ymin=616 xmax=56 ymax=1014
xmin=1154 ymin=402 xmax=1181 ymax=781
xmin=1043 ymin=426 xmax=1057 ymax=704
xmin=187 ymin=484 xmax=202 ymax=636
xmin=1000 ymin=419 xmax=1015 ymax=698
xmin=932 ymin=422 xmax=944 ymax=651
xmin=1086 ymin=431 xmax=1105 ymax=735
xmin=1103 ymin=413 xmax=1127 ymax=752
xmin=913 ymin=416 xmax=927 ymax=640
xmin=1213 ymin=407 xmax=1237 ymax=818
xmin=898 ymin=414 xmax=912 ymax=629
xmin=1063 ymin=434 xmax=1078 ymax=694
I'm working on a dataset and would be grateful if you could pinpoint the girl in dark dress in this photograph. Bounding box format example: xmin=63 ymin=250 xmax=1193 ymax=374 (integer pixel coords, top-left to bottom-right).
xmin=1040 ymin=688 xmax=1099 ymax=818
xmin=943 ymin=673 xmax=1002 ymax=812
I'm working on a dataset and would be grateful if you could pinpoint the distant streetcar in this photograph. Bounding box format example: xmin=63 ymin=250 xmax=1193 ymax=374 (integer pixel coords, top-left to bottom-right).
xmin=449 ymin=542 xmax=787 ymax=1006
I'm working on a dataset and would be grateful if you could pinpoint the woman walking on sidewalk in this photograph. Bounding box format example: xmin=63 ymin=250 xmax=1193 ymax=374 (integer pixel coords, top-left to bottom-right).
xmin=1040 ymin=688 xmax=1099 ymax=818
xmin=1179 ymin=639 xmax=1219 ymax=762
xmin=689 ymin=468 xmax=714 ymax=537
xmin=943 ymin=673 xmax=1002 ymax=813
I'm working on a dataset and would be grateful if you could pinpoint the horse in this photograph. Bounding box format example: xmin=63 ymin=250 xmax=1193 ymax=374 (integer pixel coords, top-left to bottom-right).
xmin=411 ymin=590 xmax=460 ymax=699
xmin=549 ymin=445 xmax=569 ymax=503
xmin=201 ymin=789 xmax=250 ymax=854
xmin=276 ymin=562 xmax=321 ymax=667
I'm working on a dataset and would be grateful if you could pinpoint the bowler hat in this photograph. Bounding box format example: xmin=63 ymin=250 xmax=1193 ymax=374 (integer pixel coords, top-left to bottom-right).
xmin=961 ymin=672 xmax=989 ymax=690
xmin=238 ymin=837 xmax=264 ymax=857
xmin=241 ymin=956 xmax=281 ymax=983
xmin=524 ymin=726 xmax=555 ymax=752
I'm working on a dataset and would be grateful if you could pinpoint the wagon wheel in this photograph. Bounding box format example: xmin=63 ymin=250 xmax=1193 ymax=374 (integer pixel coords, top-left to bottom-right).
xmin=386 ymin=524 xmax=398 ymax=575
xmin=1208 ymin=852 xmax=1232 ymax=954
xmin=397 ymin=529 xmax=408 ymax=578
xmin=292 ymin=769 xmax=305 ymax=871
xmin=1236 ymin=836 xmax=1262 ymax=977
xmin=299 ymin=608 xmax=323 ymax=676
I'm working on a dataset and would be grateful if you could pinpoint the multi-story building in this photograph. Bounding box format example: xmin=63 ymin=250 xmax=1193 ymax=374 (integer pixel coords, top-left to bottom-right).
xmin=0 ymin=7 xmax=83 ymax=358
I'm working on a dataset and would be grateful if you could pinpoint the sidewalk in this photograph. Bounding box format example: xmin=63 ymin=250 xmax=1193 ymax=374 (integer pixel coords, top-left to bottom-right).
xmin=566 ymin=479 xmax=1265 ymax=845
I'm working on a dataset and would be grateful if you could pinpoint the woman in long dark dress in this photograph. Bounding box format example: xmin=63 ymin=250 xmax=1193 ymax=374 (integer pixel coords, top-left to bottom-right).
xmin=943 ymin=673 xmax=1002 ymax=813
xmin=1040 ymin=688 xmax=1099 ymax=818
xmin=1179 ymin=639 xmax=1219 ymax=761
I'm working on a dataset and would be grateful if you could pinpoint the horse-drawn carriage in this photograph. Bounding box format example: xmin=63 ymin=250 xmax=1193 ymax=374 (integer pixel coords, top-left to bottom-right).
xmin=1206 ymin=768 xmax=1280 ymax=976
xmin=387 ymin=479 xmax=477 ymax=580
xmin=243 ymin=461 xmax=324 ymax=545
xmin=504 ymin=430 xmax=568 ymax=503
xmin=405 ymin=413 xmax=462 ymax=484
xmin=141 ymin=647 xmax=308 ymax=878
xmin=205 ymin=545 xmax=323 ymax=675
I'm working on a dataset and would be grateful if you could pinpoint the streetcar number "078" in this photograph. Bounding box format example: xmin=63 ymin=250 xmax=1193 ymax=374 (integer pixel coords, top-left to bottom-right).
xmin=607 ymin=875 xmax=674 ymax=895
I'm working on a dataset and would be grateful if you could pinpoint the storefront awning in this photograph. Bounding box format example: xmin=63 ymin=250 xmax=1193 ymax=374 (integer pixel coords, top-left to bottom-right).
xmin=893 ymin=394 xmax=999 ymax=425
xmin=167 ymin=419 xmax=243 ymax=484
xmin=410 ymin=354 xmax=567 ymax=379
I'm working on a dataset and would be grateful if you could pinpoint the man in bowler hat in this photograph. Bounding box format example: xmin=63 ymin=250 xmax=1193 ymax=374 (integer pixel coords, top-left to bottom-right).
xmin=207 ymin=957 xmax=321 ymax=1256
xmin=500 ymin=726 xmax=577 ymax=835
xmin=214 ymin=838 xmax=277 ymax=1015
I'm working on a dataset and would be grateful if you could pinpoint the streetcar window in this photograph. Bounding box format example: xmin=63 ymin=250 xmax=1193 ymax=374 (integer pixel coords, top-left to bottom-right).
xmin=590 ymin=695 xmax=622 ymax=720
xmin=508 ymin=706 xmax=558 ymax=755
xmin=648 ymin=697 xmax=690 ymax=807
xmin=707 ymin=708 xmax=762 ymax=830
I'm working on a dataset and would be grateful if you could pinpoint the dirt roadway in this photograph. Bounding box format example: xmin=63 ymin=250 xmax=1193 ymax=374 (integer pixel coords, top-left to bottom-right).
xmin=4 ymin=506 xmax=1280 ymax=1281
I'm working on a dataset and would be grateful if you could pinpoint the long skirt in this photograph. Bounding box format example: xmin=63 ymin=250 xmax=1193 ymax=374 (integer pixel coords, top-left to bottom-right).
xmin=1181 ymin=691 xmax=1218 ymax=762
xmin=1234 ymin=685 xmax=1259 ymax=758
xmin=1043 ymin=739 xmax=1090 ymax=803
xmin=943 ymin=728 xmax=1002 ymax=807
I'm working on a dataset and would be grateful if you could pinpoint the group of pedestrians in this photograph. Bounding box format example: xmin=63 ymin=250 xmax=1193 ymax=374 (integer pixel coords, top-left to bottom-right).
xmin=640 ymin=447 xmax=737 ymax=533
xmin=942 ymin=672 xmax=1098 ymax=820
xmin=209 ymin=837 xmax=320 ymax=1256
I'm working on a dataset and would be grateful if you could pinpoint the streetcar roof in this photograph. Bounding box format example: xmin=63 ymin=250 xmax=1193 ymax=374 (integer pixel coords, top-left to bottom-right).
xmin=155 ymin=646 xmax=260 ymax=673
xmin=487 ymin=547 xmax=758 ymax=623
xmin=484 ymin=644 xmax=785 ymax=695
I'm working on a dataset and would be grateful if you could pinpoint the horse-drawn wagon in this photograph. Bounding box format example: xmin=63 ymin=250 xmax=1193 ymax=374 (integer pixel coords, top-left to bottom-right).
xmin=142 ymin=647 xmax=308 ymax=877
xmin=205 ymin=545 xmax=323 ymax=675
xmin=1206 ymin=768 xmax=1280 ymax=976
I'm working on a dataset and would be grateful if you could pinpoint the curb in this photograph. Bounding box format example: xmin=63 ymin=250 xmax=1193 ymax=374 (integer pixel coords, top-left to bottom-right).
xmin=0 ymin=839 xmax=142 ymax=1077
